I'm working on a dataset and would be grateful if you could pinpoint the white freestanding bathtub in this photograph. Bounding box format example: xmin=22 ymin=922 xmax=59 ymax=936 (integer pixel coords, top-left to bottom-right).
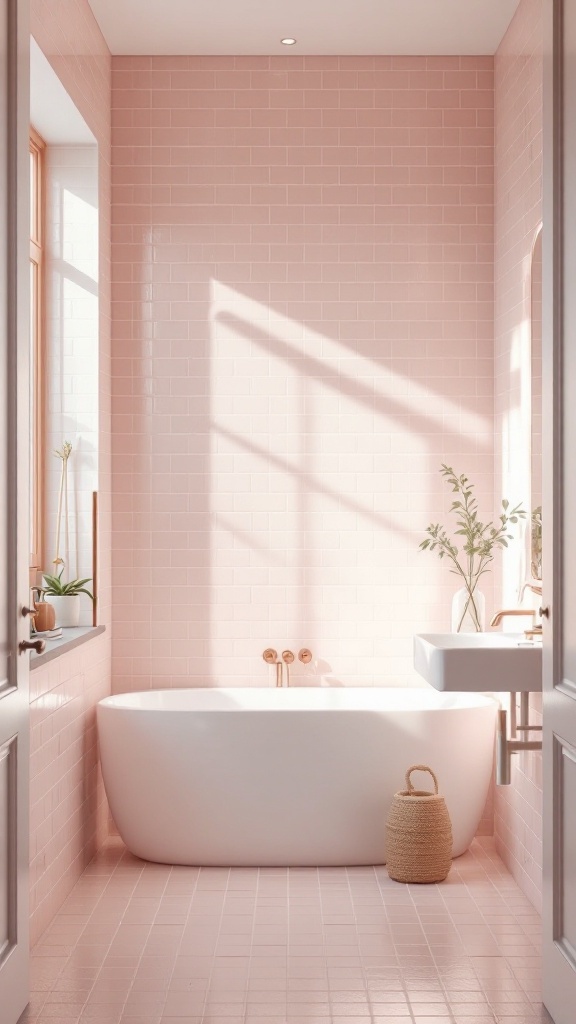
xmin=97 ymin=687 xmax=496 ymax=867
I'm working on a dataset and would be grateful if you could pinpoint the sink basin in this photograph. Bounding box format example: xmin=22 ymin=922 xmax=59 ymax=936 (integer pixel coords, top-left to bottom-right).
xmin=414 ymin=633 xmax=542 ymax=692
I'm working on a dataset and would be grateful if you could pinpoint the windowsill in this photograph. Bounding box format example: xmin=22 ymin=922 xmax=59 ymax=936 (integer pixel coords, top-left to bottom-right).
xmin=30 ymin=624 xmax=105 ymax=669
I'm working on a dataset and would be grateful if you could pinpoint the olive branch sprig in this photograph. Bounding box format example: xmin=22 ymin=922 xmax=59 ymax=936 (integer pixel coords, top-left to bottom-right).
xmin=420 ymin=465 xmax=526 ymax=630
xmin=53 ymin=440 xmax=73 ymax=570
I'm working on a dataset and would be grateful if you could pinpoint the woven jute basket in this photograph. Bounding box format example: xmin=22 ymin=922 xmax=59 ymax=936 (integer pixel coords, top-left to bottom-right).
xmin=385 ymin=764 xmax=453 ymax=884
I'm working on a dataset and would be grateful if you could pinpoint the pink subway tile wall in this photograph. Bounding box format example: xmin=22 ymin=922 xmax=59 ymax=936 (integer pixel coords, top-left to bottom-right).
xmin=496 ymin=693 xmax=543 ymax=910
xmin=494 ymin=0 xmax=543 ymax=911
xmin=29 ymin=635 xmax=110 ymax=945
xmin=478 ymin=784 xmax=495 ymax=840
xmin=111 ymin=55 xmax=496 ymax=693
xmin=30 ymin=0 xmax=112 ymax=941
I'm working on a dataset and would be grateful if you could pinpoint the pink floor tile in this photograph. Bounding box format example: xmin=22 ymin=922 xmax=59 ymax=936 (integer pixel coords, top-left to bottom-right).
xmin=26 ymin=837 xmax=551 ymax=1024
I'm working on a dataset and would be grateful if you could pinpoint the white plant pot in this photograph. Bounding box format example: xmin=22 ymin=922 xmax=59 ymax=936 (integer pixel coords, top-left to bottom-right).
xmin=48 ymin=595 xmax=80 ymax=628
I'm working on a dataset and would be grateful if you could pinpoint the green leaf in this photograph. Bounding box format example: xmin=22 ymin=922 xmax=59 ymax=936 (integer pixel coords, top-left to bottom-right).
xmin=42 ymin=572 xmax=93 ymax=597
xmin=42 ymin=573 xmax=64 ymax=593
xmin=420 ymin=465 xmax=525 ymax=588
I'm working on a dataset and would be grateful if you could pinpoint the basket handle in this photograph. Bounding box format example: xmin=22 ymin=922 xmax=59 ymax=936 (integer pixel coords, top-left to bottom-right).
xmin=405 ymin=764 xmax=439 ymax=795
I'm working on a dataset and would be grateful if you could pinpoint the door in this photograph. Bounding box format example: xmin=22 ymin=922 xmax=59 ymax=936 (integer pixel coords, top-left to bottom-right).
xmin=0 ymin=0 xmax=31 ymax=1021
xmin=542 ymin=1 xmax=576 ymax=1021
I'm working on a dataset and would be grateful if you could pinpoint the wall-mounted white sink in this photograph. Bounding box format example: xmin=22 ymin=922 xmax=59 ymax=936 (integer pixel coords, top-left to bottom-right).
xmin=414 ymin=633 xmax=542 ymax=692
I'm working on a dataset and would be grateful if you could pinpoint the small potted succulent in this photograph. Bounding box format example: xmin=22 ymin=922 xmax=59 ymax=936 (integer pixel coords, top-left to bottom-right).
xmin=42 ymin=569 xmax=94 ymax=628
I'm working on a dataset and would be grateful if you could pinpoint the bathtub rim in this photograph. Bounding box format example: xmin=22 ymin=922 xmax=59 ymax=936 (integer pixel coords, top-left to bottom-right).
xmin=98 ymin=685 xmax=498 ymax=714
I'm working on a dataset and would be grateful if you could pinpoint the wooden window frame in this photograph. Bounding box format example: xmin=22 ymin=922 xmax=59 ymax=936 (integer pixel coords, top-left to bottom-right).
xmin=30 ymin=127 xmax=45 ymax=573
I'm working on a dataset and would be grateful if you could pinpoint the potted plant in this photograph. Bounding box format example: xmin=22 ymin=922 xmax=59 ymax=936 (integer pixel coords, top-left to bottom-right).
xmin=44 ymin=439 xmax=94 ymax=627
xmin=42 ymin=569 xmax=94 ymax=628
xmin=420 ymin=465 xmax=526 ymax=633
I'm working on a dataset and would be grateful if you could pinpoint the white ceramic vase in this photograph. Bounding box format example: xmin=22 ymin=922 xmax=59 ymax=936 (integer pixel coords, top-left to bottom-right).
xmin=451 ymin=586 xmax=485 ymax=633
xmin=48 ymin=594 xmax=80 ymax=628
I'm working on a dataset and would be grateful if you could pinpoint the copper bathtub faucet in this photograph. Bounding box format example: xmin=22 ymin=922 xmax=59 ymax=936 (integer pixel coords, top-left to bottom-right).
xmin=262 ymin=647 xmax=313 ymax=686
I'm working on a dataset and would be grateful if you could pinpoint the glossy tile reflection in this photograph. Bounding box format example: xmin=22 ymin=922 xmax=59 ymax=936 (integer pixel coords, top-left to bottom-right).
xmin=23 ymin=837 xmax=549 ymax=1024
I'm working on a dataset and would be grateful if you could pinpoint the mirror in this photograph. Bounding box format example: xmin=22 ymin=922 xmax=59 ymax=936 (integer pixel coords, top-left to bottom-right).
xmin=530 ymin=227 xmax=542 ymax=581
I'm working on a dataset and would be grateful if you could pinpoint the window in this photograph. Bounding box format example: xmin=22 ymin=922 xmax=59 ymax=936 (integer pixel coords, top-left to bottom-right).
xmin=29 ymin=127 xmax=45 ymax=572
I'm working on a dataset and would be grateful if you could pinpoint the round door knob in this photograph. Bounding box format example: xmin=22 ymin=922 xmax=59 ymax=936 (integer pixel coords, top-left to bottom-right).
xmin=539 ymin=606 xmax=550 ymax=619
xmin=21 ymin=606 xmax=37 ymax=618
xmin=19 ymin=638 xmax=46 ymax=654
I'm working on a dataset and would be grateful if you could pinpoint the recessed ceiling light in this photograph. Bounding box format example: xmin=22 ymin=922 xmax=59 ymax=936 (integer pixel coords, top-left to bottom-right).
xmin=281 ymin=37 xmax=297 ymax=45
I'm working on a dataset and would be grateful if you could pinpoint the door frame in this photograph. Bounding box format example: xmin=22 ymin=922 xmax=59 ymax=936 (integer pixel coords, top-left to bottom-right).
xmin=0 ymin=0 xmax=31 ymax=1019
xmin=542 ymin=0 xmax=576 ymax=1019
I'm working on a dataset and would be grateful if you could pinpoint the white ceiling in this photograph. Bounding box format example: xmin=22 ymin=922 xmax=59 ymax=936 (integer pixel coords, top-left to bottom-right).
xmin=86 ymin=0 xmax=521 ymax=56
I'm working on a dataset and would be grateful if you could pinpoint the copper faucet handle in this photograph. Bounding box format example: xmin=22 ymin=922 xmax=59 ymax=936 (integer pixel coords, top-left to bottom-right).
xmin=263 ymin=648 xmax=278 ymax=664
xmin=524 ymin=626 xmax=543 ymax=638
xmin=282 ymin=650 xmax=295 ymax=664
xmin=298 ymin=648 xmax=312 ymax=664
